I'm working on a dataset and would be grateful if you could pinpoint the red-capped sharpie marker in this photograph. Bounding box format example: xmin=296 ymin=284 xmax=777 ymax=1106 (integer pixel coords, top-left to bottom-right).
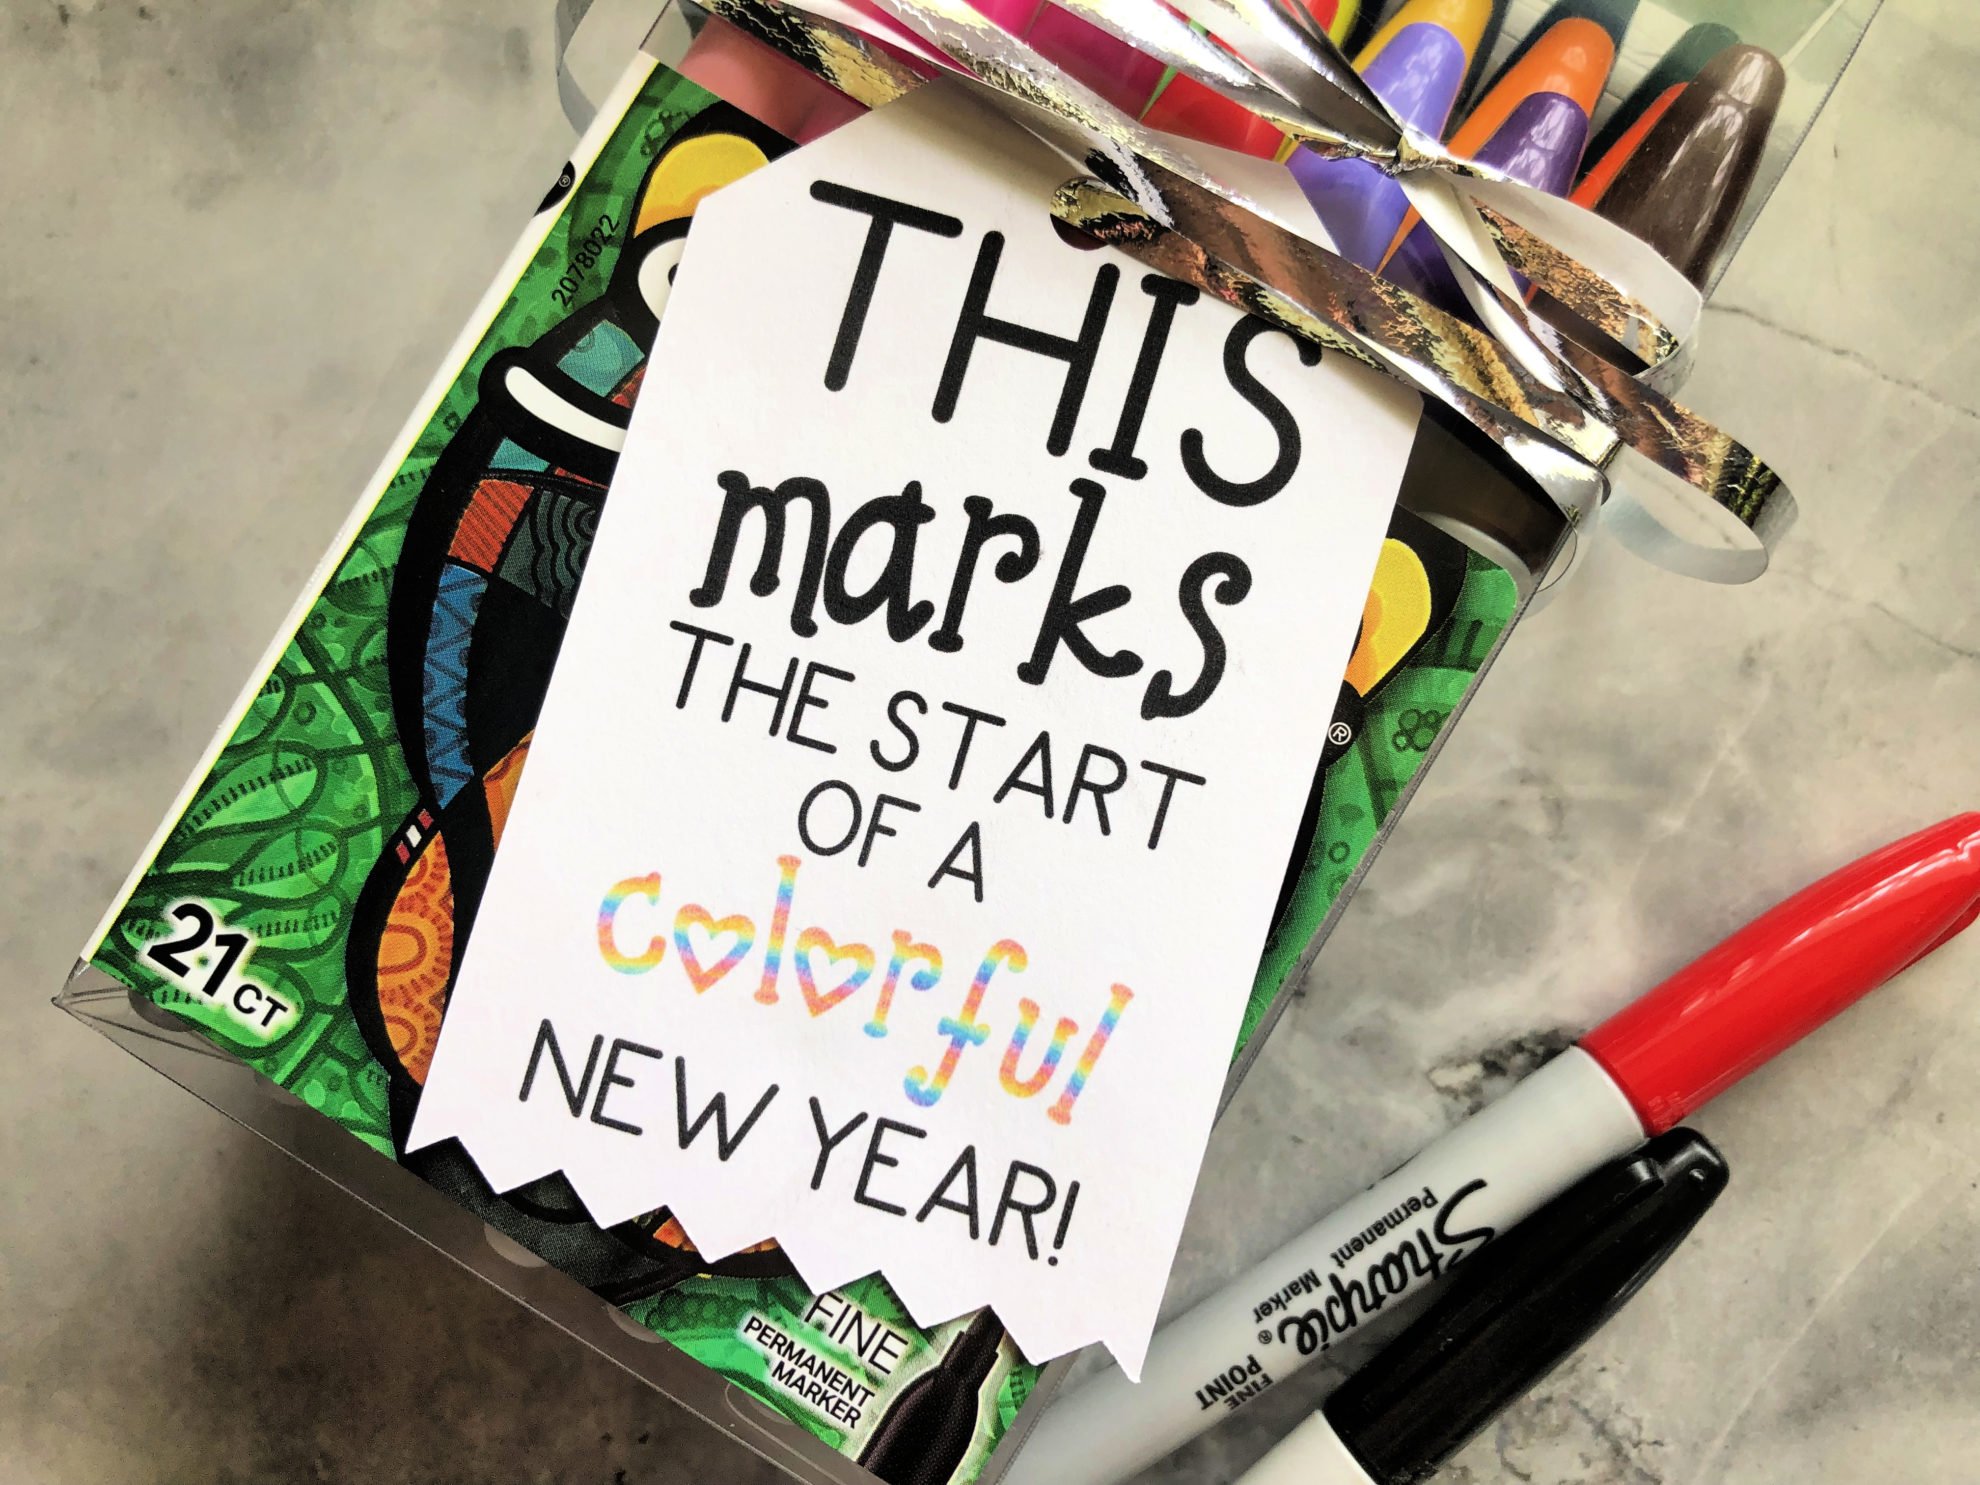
xmin=1005 ymin=814 xmax=1980 ymax=1485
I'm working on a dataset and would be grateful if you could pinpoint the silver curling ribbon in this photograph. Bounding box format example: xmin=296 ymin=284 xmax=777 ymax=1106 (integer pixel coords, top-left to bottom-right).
xmin=687 ymin=0 xmax=1793 ymax=585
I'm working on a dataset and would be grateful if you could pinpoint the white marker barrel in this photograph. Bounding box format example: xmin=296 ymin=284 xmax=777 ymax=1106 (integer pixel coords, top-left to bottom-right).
xmin=1236 ymin=1413 xmax=1376 ymax=1485
xmin=1005 ymin=1048 xmax=1646 ymax=1485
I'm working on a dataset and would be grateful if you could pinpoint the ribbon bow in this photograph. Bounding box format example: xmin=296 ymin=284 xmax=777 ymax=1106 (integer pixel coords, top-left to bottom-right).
xmin=585 ymin=0 xmax=1797 ymax=585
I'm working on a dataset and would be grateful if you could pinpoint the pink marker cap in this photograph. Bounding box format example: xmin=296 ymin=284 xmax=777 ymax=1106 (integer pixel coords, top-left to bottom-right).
xmin=1026 ymin=4 xmax=1166 ymax=115
xmin=676 ymin=15 xmax=871 ymax=143
xmin=970 ymin=0 xmax=1048 ymax=31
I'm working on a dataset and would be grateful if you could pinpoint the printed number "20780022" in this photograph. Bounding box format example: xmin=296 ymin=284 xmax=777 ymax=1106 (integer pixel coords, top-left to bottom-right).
xmin=549 ymin=212 xmax=619 ymax=308
xmin=144 ymin=903 xmax=295 ymax=1034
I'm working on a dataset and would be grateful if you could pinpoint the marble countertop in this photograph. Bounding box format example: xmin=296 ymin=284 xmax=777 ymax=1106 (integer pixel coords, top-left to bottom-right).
xmin=7 ymin=1 xmax=1977 ymax=1482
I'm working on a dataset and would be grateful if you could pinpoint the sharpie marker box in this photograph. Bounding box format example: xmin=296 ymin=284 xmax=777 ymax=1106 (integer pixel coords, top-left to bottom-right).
xmin=51 ymin=4 xmax=1845 ymax=1484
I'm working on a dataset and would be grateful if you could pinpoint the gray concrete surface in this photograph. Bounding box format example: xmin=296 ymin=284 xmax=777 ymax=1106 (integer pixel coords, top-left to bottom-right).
xmin=6 ymin=1 xmax=1979 ymax=1483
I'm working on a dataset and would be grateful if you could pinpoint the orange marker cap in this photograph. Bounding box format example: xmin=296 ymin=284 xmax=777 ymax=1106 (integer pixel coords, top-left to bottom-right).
xmin=1446 ymin=16 xmax=1614 ymax=159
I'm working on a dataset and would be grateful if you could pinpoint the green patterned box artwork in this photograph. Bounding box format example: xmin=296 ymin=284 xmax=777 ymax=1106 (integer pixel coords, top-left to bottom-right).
xmin=69 ymin=51 xmax=1519 ymax=1485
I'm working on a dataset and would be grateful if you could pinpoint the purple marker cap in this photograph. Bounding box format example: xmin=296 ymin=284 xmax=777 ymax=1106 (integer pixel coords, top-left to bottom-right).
xmin=1385 ymin=91 xmax=1594 ymax=313
xmin=1288 ymin=20 xmax=1472 ymax=267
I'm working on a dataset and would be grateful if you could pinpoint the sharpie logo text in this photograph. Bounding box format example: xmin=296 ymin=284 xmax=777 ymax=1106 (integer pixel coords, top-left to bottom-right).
xmin=1249 ymin=1269 xmax=1324 ymax=1327
xmin=1330 ymin=1184 xmax=1440 ymax=1270
xmin=1274 ymin=1179 xmax=1495 ymax=1357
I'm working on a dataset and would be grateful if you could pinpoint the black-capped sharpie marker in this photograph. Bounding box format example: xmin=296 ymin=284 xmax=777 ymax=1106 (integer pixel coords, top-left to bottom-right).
xmin=1007 ymin=815 xmax=1980 ymax=1485
xmin=1239 ymin=1129 xmax=1727 ymax=1485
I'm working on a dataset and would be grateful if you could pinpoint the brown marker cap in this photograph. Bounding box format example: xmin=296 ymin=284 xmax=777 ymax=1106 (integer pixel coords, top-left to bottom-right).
xmin=1595 ymin=43 xmax=1785 ymax=285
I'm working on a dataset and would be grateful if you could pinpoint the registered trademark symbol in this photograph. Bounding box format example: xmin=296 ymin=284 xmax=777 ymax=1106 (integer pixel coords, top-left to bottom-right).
xmin=1257 ymin=1329 xmax=1272 ymax=1345
xmin=1328 ymin=721 xmax=1353 ymax=747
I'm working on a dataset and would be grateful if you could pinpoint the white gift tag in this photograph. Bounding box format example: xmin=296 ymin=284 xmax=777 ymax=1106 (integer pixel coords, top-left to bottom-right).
xmin=409 ymin=82 xmax=1418 ymax=1375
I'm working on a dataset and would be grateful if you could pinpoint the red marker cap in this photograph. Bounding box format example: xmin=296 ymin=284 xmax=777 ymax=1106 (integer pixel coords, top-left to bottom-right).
xmin=1582 ymin=813 xmax=1980 ymax=1133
